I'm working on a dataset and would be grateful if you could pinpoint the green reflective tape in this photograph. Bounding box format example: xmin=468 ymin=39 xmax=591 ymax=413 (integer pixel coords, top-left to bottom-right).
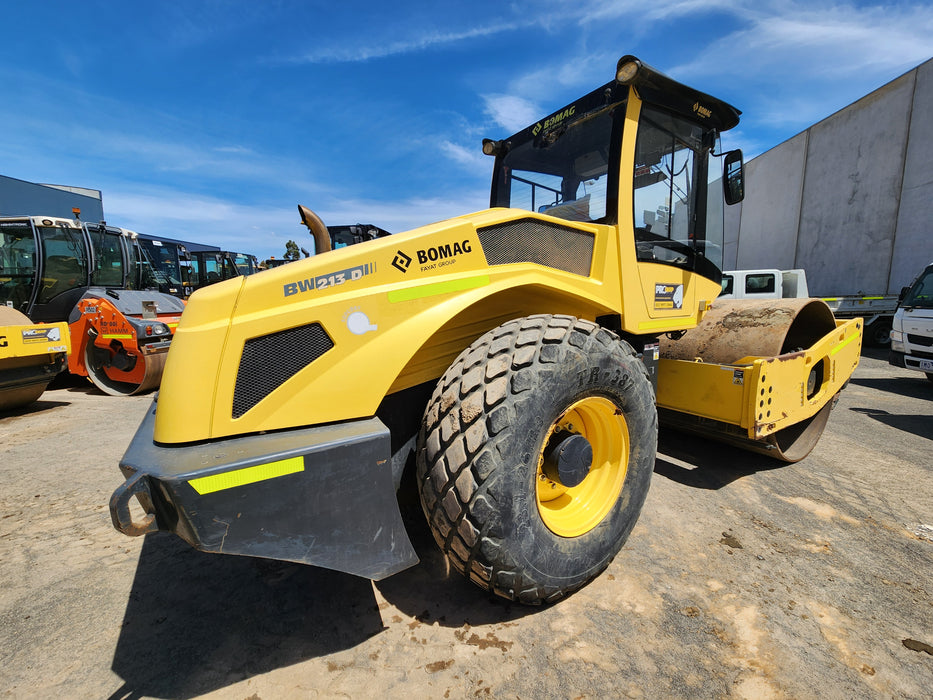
xmin=188 ymin=455 xmax=304 ymax=495
xmin=830 ymin=331 xmax=860 ymax=356
xmin=387 ymin=275 xmax=490 ymax=303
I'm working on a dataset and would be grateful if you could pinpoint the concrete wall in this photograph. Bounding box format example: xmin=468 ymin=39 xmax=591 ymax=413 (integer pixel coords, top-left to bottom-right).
xmin=890 ymin=58 xmax=933 ymax=292
xmin=728 ymin=57 xmax=933 ymax=296
xmin=0 ymin=174 xmax=104 ymax=222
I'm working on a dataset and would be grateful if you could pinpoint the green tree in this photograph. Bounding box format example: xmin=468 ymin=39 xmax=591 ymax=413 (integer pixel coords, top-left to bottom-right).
xmin=284 ymin=240 xmax=301 ymax=261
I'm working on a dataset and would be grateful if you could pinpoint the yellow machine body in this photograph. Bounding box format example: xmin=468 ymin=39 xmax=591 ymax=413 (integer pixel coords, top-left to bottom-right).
xmin=0 ymin=307 xmax=70 ymax=411
xmin=658 ymin=318 xmax=861 ymax=436
xmin=110 ymin=55 xmax=861 ymax=596
xmin=155 ymin=97 xmax=724 ymax=445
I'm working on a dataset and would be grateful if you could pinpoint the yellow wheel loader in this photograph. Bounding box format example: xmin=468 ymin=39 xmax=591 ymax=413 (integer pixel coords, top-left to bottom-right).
xmin=110 ymin=56 xmax=862 ymax=604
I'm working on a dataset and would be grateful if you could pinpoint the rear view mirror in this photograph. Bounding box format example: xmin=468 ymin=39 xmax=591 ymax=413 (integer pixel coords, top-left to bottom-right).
xmin=723 ymin=149 xmax=745 ymax=205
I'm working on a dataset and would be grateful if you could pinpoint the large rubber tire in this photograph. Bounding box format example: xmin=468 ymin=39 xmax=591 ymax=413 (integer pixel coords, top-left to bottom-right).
xmin=416 ymin=315 xmax=657 ymax=604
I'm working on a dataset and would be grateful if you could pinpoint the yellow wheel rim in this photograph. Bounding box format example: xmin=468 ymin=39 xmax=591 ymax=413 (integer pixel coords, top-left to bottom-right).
xmin=536 ymin=396 xmax=629 ymax=537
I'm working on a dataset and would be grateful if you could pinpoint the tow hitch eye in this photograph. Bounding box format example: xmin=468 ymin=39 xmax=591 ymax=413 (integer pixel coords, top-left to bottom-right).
xmin=543 ymin=431 xmax=593 ymax=488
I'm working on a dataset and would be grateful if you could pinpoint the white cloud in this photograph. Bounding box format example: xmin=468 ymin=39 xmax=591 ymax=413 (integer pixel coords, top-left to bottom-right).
xmin=505 ymin=51 xmax=614 ymax=99
xmin=481 ymin=94 xmax=542 ymax=133
xmin=440 ymin=140 xmax=491 ymax=177
xmin=284 ymin=23 xmax=525 ymax=64
xmin=576 ymin=0 xmax=744 ymax=24
xmin=673 ymin=2 xmax=933 ymax=80
xmin=102 ymin=185 xmax=491 ymax=261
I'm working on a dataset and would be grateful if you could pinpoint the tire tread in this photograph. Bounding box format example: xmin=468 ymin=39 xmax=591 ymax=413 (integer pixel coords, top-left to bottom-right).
xmin=417 ymin=314 xmax=652 ymax=603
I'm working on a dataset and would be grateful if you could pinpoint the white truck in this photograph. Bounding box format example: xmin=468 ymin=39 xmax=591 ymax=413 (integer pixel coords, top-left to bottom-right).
xmin=719 ymin=269 xmax=809 ymax=300
xmin=889 ymin=262 xmax=933 ymax=382
xmin=821 ymin=294 xmax=899 ymax=347
xmin=720 ymin=268 xmax=898 ymax=346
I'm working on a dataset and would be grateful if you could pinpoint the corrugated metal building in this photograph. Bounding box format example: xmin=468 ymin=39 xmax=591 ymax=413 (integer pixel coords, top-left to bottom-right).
xmin=0 ymin=174 xmax=105 ymax=222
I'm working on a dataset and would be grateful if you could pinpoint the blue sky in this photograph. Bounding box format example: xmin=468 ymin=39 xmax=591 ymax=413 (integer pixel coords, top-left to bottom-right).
xmin=2 ymin=1 xmax=930 ymax=262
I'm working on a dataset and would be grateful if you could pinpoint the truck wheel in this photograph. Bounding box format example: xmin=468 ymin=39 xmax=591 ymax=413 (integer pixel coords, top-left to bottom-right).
xmin=416 ymin=315 xmax=656 ymax=604
xmin=867 ymin=319 xmax=892 ymax=347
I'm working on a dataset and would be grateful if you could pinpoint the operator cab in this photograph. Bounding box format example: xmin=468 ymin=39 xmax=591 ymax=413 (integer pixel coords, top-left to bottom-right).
xmin=486 ymin=56 xmax=743 ymax=287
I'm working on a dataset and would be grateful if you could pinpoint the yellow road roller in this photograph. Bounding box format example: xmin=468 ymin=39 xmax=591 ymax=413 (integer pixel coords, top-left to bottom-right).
xmin=109 ymin=55 xmax=861 ymax=604
xmin=0 ymin=306 xmax=69 ymax=411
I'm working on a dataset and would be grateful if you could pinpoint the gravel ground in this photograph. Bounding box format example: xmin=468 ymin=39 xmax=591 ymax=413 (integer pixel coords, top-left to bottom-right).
xmin=1 ymin=349 xmax=931 ymax=699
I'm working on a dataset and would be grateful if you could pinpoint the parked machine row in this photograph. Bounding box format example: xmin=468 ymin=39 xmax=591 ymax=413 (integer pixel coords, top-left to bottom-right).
xmin=0 ymin=216 xmax=187 ymax=405
xmin=0 ymin=210 xmax=270 ymax=409
xmin=135 ymin=235 xmax=258 ymax=300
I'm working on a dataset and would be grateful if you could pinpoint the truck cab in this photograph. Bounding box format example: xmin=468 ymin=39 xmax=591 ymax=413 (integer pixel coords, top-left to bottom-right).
xmin=889 ymin=262 xmax=933 ymax=380
xmin=719 ymin=269 xmax=809 ymax=300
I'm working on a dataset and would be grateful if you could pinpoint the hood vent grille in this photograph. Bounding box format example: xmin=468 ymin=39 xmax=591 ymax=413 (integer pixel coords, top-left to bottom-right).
xmin=233 ymin=323 xmax=334 ymax=418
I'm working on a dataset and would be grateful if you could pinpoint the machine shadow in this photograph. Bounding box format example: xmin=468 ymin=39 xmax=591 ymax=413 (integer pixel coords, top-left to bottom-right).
xmin=49 ymin=371 xmax=90 ymax=390
xmin=109 ymin=532 xmax=384 ymax=700
xmin=374 ymin=479 xmax=540 ymax=627
xmin=859 ymin=347 xmax=889 ymax=361
xmin=849 ymin=376 xmax=932 ymax=401
xmin=849 ymin=406 xmax=933 ymax=441
xmin=654 ymin=427 xmax=785 ymax=490
xmin=0 ymin=398 xmax=70 ymax=418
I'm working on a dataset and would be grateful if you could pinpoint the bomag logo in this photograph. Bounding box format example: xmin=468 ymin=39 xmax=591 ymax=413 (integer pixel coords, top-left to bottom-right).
xmin=392 ymin=250 xmax=412 ymax=272
xmin=693 ymin=102 xmax=712 ymax=119
xmin=532 ymin=106 xmax=576 ymax=136
xmin=394 ymin=240 xmax=473 ymax=273
xmin=0 ymin=335 xmax=7 ymax=348
xmin=416 ymin=240 xmax=471 ymax=264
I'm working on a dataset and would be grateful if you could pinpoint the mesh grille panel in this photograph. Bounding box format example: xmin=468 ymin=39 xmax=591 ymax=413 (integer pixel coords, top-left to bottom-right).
xmin=233 ymin=323 xmax=334 ymax=418
xmin=477 ymin=219 xmax=595 ymax=276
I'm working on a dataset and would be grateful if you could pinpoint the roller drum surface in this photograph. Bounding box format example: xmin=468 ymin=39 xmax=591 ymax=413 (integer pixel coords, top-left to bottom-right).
xmin=85 ymin=344 xmax=168 ymax=396
xmin=660 ymin=298 xmax=837 ymax=364
xmin=659 ymin=299 xmax=840 ymax=463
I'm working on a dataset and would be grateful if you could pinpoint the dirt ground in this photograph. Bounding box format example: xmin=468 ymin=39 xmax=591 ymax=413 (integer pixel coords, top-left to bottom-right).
xmin=1 ymin=349 xmax=931 ymax=699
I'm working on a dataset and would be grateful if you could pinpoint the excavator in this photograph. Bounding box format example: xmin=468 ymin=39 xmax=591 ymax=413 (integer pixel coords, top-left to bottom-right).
xmin=109 ymin=56 xmax=862 ymax=604
xmin=0 ymin=216 xmax=185 ymax=398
